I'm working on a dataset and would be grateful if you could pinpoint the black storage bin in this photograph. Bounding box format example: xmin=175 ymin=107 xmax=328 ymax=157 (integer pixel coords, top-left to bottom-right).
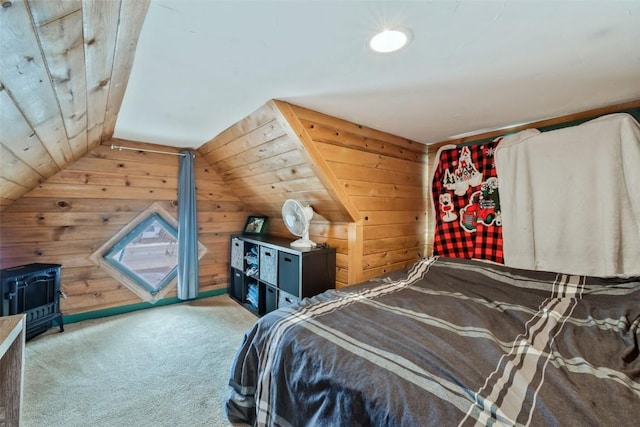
xmin=265 ymin=285 xmax=277 ymax=313
xmin=278 ymin=252 xmax=300 ymax=297
xmin=230 ymin=269 xmax=244 ymax=302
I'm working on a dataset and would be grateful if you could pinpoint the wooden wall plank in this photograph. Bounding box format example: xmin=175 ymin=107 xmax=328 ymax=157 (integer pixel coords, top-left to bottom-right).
xmin=291 ymin=103 xmax=424 ymax=153
xmin=235 ymin=188 xmax=334 ymax=204
xmin=302 ymin=119 xmax=425 ymax=162
xmin=0 ymin=211 xmax=138 ymax=227
xmin=0 ymin=197 xmax=176 ymax=213
xmin=363 ymin=236 xmax=427 ymax=257
xmin=361 ymin=210 xmax=427 ymax=226
xmin=54 ymin=155 xmax=182 ymax=177
xmin=271 ymin=101 xmax=430 ymax=284
xmin=0 ymin=240 xmax=98 ymax=259
xmin=352 ymin=196 xmax=425 ymax=212
xmin=46 ymin=169 xmax=179 ymax=188
xmin=60 ymin=285 xmax=137 ymax=312
xmin=203 ymin=118 xmax=286 ymax=165
xmin=363 ymin=222 xmax=427 ymax=240
xmin=106 ymin=139 xmax=203 ymax=165
xmin=199 ymin=103 xmax=276 ymax=156
xmin=200 ymin=100 xmax=430 ymax=286
xmin=342 ymin=180 xmax=423 ymax=199
xmin=0 ymin=140 xmax=245 ymax=315
xmin=25 ymin=182 xmax=178 ymax=200
xmin=363 ymin=246 xmax=425 ymax=270
xmin=271 ymin=100 xmax=360 ymax=223
xmin=319 ymin=141 xmax=425 ymax=172
xmin=63 ymin=276 xmax=124 ymax=297
xmin=233 ymin=177 xmax=325 ymax=198
xmin=328 ymin=162 xmax=423 ymax=186
xmin=212 ymin=134 xmax=299 ymax=173
xmin=226 ymin=163 xmax=316 ymax=187
xmin=1 ymin=253 xmax=94 ymax=269
xmin=220 ymin=151 xmax=308 ymax=182
xmin=361 ymin=259 xmax=419 ymax=282
xmin=0 ymin=225 xmax=122 ymax=244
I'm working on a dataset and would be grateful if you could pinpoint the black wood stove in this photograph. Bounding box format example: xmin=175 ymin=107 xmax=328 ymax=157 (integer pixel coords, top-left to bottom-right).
xmin=1 ymin=263 xmax=64 ymax=340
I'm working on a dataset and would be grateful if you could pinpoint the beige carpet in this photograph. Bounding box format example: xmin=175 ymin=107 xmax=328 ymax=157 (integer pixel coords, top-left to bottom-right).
xmin=22 ymin=295 xmax=257 ymax=427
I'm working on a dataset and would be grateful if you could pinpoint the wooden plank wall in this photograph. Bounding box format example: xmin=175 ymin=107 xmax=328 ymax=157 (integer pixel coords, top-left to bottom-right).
xmin=4 ymin=98 xmax=634 ymax=316
xmin=198 ymin=102 xmax=355 ymax=287
xmin=283 ymin=103 xmax=430 ymax=282
xmin=424 ymin=99 xmax=640 ymax=255
xmin=0 ymin=140 xmax=245 ymax=315
xmin=199 ymin=100 xmax=430 ymax=287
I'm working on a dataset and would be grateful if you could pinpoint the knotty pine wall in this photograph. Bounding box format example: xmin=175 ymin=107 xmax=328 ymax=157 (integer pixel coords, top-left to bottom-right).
xmin=282 ymin=102 xmax=430 ymax=283
xmin=198 ymin=101 xmax=355 ymax=286
xmin=199 ymin=100 xmax=430 ymax=287
xmin=0 ymin=140 xmax=245 ymax=315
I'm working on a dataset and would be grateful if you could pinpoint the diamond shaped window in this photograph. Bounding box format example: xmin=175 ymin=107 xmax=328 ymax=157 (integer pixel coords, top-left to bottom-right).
xmin=104 ymin=213 xmax=178 ymax=296
xmin=90 ymin=203 xmax=206 ymax=302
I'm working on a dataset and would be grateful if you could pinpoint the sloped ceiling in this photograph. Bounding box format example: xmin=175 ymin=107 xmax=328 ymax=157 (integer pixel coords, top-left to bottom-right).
xmin=115 ymin=0 xmax=640 ymax=148
xmin=0 ymin=0 xmax=149 ymax=207
xmin=2 ymin=0 xmax=640 ymax=209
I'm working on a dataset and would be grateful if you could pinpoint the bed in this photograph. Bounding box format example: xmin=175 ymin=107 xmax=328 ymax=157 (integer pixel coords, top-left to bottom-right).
xmin=227 ymin=112 xmax=640 ymax=425
xmin=226 ymin=256 xmax=640 ymax=426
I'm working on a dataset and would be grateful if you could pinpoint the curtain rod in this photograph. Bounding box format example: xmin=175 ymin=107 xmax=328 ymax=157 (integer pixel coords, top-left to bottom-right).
xmin=110 ymin=144 xmax=194 ymax=158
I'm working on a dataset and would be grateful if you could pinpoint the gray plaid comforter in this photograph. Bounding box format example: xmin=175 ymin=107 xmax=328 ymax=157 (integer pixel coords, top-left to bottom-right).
xmin=226 ymin=257 xmax=640 ymax=426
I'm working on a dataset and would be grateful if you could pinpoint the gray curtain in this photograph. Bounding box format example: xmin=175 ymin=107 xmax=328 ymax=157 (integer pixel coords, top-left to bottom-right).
xmin=177 ymin=151 xmax=199 ymax=300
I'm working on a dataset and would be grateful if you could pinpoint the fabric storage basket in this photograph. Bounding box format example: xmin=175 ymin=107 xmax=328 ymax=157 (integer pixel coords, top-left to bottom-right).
xmin=259 ymin=246 xmax=278 ymax=285
xmin=231 ymin=238 xmax=244 ymax=270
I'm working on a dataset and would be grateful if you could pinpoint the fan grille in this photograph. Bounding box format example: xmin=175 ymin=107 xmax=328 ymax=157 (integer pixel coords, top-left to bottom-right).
xmin=282 ymin=199 xmax=306 ymax=237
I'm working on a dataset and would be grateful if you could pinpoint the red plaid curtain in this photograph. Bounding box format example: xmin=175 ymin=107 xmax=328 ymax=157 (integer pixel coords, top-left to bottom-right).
xmin=431 ymin=141 xmax=503 ymax=263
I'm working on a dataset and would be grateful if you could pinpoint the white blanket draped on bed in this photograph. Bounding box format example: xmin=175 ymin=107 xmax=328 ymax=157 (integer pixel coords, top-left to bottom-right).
xmin=495 ymin=113 xmax=640 ymax=276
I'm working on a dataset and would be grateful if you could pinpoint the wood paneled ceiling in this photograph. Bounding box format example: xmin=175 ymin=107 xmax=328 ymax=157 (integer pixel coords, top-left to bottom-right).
xmin=0 ymin=0 xmax=149 ymax=207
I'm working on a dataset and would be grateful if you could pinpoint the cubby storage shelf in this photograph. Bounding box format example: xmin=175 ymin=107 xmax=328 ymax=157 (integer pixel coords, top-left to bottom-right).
xmin=228 ymin=235 xmax=336 ymax=317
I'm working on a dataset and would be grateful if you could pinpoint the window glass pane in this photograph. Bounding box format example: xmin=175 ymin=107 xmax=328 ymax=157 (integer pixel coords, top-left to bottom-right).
xmin=104 ymin=214 xmax=178 ymax=294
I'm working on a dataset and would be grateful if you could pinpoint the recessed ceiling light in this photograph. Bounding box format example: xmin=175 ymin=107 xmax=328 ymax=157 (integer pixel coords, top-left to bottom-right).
xmin=369 ymin=29 xmax=410 ymax=54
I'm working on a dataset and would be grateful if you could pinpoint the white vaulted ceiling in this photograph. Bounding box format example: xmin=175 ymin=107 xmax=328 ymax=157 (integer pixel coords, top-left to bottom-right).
xmin=115 ymin=0 xmax=640 ymax=148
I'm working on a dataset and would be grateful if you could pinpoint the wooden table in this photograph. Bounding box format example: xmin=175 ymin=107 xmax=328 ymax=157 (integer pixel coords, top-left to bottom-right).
xmin=0 ymin=314 xmax=25 ymax=427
